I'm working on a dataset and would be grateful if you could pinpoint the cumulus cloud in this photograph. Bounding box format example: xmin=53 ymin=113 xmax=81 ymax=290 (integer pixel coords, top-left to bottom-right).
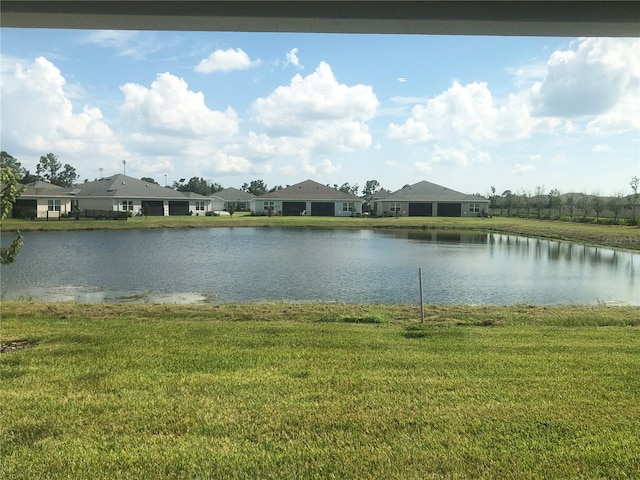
xmin=120 ymin=72 xmax=239 ymax=138
xmin=194 ymin=48 xmax=260 ymax=73
xmin=0 ymin=56 xmax=122 ymax=163
xmin=530 ymin=38 xmax=639 ymax=122
xmin=387 ymin=81 xmax=533 ymax=145
xmin=304 ymin=158 xmax=341 ymax=175
xmin=248 ymin=61 xmax=379 ymax=160
xmin=397 ymin=77 xmax=407 ymax=83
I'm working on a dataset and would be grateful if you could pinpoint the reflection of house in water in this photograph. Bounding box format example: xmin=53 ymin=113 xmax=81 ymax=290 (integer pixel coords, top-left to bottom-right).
xmin=378 ymin=230 xmax=489 ymax=244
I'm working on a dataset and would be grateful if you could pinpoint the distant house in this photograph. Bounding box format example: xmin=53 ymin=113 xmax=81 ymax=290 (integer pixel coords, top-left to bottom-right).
xmin=210 ymin=187 xmax=255 ymax=212
xmin=70 ymin=174 xmax=210 ymax=216
xmin=180 ymin=191 xmax=212 ymax=216
xmin=373 ymin=180 xmax=489 ymax=217
xmin=250 ymin=179 xmax=363 ymax=216
xmin=12 ymin=181 xmax=73 ymax=219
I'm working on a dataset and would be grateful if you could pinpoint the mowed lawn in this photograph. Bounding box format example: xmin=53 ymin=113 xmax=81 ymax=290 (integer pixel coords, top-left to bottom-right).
xmin=1 ymin=302 xmax=639 ymax=479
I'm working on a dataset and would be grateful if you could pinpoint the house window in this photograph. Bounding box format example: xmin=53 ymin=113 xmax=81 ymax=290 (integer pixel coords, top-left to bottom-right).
xmin=263 ymin=201 xmax=274 ymax=211
xmin=122 ymin=200 xmax=134 ymax=211
xmin=195 ymin=201 xmax=205 ymax=211
xmin=342 ymin=202 xmax=354 ymax=212
xmin=390 ymin=202 xmax=401 ymax=213
xmin=48 ymin=199 xmax=61 ymax=211
xmin=469 ymin=203 xmax=480 ymax=213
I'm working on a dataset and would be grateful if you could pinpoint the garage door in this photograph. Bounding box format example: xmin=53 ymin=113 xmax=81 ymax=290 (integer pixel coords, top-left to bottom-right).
xmin=169 ymin=201 xmax=190 ymax=216
xmin=282 ymin=201 xmax=307 ymax=216
xmin=141 ymin=200 xmax=164 ymax=216
xmin=437 ymin=203 xmax=462 ymax=217
xmin=408 ymin=202 xmax=432 ymax=216
xmin=310 ymin=202 xmax=335 ymax=216
xmin=12 ymin=199 xmax=37 ymax=218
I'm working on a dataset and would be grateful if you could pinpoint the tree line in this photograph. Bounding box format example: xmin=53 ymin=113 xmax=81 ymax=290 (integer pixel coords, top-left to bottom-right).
xmin=487 ymin=178 xmax=639 ymax=224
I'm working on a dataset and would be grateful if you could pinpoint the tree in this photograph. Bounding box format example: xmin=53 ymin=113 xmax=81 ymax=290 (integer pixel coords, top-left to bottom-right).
xmin=566 ymin=194 xmax=576 ymax=221
xmin=1 ymin=151 xmax=26 ymax=179
xmin=177 ymin=177 xmax=212 ymax=196
xmin=488 ymin=186 xmax=497 ymax=216
xmin=20 ymin=170 xmax=38 ymax=184
xmin=362 ymin=179 xmax=381 ymax=197
xmin=534 ymin=185 xmax=546 ymax=218
xmin=608 ymin=191 xmax=625 ymax=223
xmin=241 ymin=180 xmax=268 ymax=196
xmin=629 ymin=176 xmax=639 ymax=223
xmin=1 ymin=167 xmax=24 ymax=264
xmin=338 ymin=182 xmax=359 ymax=196
xmin=591 ymin=195 xmax=604 ymax=223
xmin=548 ymin=189 xmax=562 ymax=219
xmin=577 ymin=193 xmax=590 ymax=220
xmin=502 ymin=190 xmax=514 ymax=216
xmin=35 ymin=153 xmax=78 ymax=187
xmin=140 ymin=177 xmax=159 ymax=185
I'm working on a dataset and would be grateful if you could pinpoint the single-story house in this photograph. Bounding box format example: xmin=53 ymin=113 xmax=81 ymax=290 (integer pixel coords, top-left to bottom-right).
xmin=210 ymin=187 xmax=255 ymax=212
xmin=250 ymin=179 xmax=363 ymax=216
xmin=11 ymin=181 xmax=73 ymax=219
xmin=373 ymin=180 xmax=489 ymax=217
xmin=69 ymin=174 xmax=211 ymax=216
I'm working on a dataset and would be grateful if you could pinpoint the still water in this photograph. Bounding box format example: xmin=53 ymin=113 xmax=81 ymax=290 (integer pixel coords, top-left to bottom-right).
xmin=1 ymin=228 xmax=638 ymax=305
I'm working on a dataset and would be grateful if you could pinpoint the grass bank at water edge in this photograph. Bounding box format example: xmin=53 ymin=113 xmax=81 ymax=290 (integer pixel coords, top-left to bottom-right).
xmin=2 ymin=302 xmax=639 ymax=479
xmin=2 ymin=214 xmax=639 ymax=251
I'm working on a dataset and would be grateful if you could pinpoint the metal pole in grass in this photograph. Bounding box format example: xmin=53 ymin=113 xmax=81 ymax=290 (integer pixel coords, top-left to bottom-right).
xmin=418 ymin=268 xmax=424 ymax=323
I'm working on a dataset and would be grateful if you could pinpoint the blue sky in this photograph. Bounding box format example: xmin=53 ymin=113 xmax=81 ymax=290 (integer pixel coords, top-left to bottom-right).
xmin=1 ymin=28 xmax=638 ymax=196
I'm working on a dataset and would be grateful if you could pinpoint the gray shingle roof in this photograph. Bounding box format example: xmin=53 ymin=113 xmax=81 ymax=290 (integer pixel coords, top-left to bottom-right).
xmin=211 ymin=187 xmax=255 ymax=202
xmin=257 ymin=179 xmax=359 ymax=200
xmin=380 ymin=181 xmax=488 ymax=202
xmin=71 ymin=174 xmax=188 ymax=199
xmin=19 ymin=181 xmax=70 ymax=197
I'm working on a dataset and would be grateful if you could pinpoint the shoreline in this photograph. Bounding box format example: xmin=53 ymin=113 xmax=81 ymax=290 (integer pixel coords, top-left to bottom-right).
xmin=2 ymin=215 xmax=639 ymax=252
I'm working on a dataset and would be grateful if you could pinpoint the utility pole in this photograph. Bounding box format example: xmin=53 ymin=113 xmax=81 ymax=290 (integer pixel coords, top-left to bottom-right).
xmin=122 ymin=160 xmax=126 ymax=175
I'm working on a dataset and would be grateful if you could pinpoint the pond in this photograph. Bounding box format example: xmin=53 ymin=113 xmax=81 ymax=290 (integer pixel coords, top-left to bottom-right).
xmin=1 ymin=228 xmax=638 ymax=305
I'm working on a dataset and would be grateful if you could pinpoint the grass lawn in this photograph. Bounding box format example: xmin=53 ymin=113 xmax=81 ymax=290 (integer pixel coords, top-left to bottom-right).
xmin=2 ymin=214 xmax=639 ymax=250
xmin=2 ymin=302 xmax=639 ymax=479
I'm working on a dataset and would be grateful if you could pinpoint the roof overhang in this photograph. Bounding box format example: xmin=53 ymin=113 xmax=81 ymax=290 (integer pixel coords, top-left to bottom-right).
xmin=2 ymin=1 xmax=638 ymax=37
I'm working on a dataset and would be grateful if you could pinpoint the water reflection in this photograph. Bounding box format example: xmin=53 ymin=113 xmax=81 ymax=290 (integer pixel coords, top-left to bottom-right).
xmin=1 ymin=228 xmax=638 ymax=305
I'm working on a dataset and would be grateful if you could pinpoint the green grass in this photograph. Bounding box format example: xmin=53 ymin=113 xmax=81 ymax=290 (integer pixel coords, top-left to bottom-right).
xmin=2 ymin=302 xmax=639 ymax=479
xmin=2 ymin=214 xmax=639 ymax=250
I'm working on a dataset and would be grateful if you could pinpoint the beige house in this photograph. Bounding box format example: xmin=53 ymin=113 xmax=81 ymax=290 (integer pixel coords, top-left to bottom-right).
xmin=12 ymin=181 xmax=73 ymax=219
xmin=250 ymin=179 xmax=363 ymax=216
xmin=373 ymin=181 xmax=489 ymax=217
xmin=70 ymin=174 xmax=210 ymax=216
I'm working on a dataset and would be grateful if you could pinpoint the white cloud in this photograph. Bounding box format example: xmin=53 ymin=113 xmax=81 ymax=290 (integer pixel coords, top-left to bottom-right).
xmin=414 ymin=162 xmax=433 ymax=174
xmin=0 ymin=56 xmax=123 ymax=166
xmin=285 ymin=48 xmax=302 ymax=68
xmin=388 ymin=118 xmax=430 ymax=144
xmin=253 ymin=62 xmax=378 ymax=127
xmin=592 ymin=144 xmax=611 ymax=152
xmin=529 ymin=154 xmax=542 ymax=162
xmin=120 ymin=72 xmax=239 ymax=138
xmin=249 ymin=61 xmax=379 ymax=160
xmin=388 ymin=81 xmax=533 ymax=145
xmin=194 ymin=48 xmax=260 ymax=73
xmin=431 ymin=145 xmax=468 ymax=166
xmin=512 ymin=163 xmax=535 ymax=175
xmin=397 ymin=77 xmax=407 ymax=83
xmin=530 ymin=38 xmax=640 ymax=122
xmin=84 ymin=30 xmax=171 ymax=59
xmin=304 ymin=158 xmax=341 ymax=175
